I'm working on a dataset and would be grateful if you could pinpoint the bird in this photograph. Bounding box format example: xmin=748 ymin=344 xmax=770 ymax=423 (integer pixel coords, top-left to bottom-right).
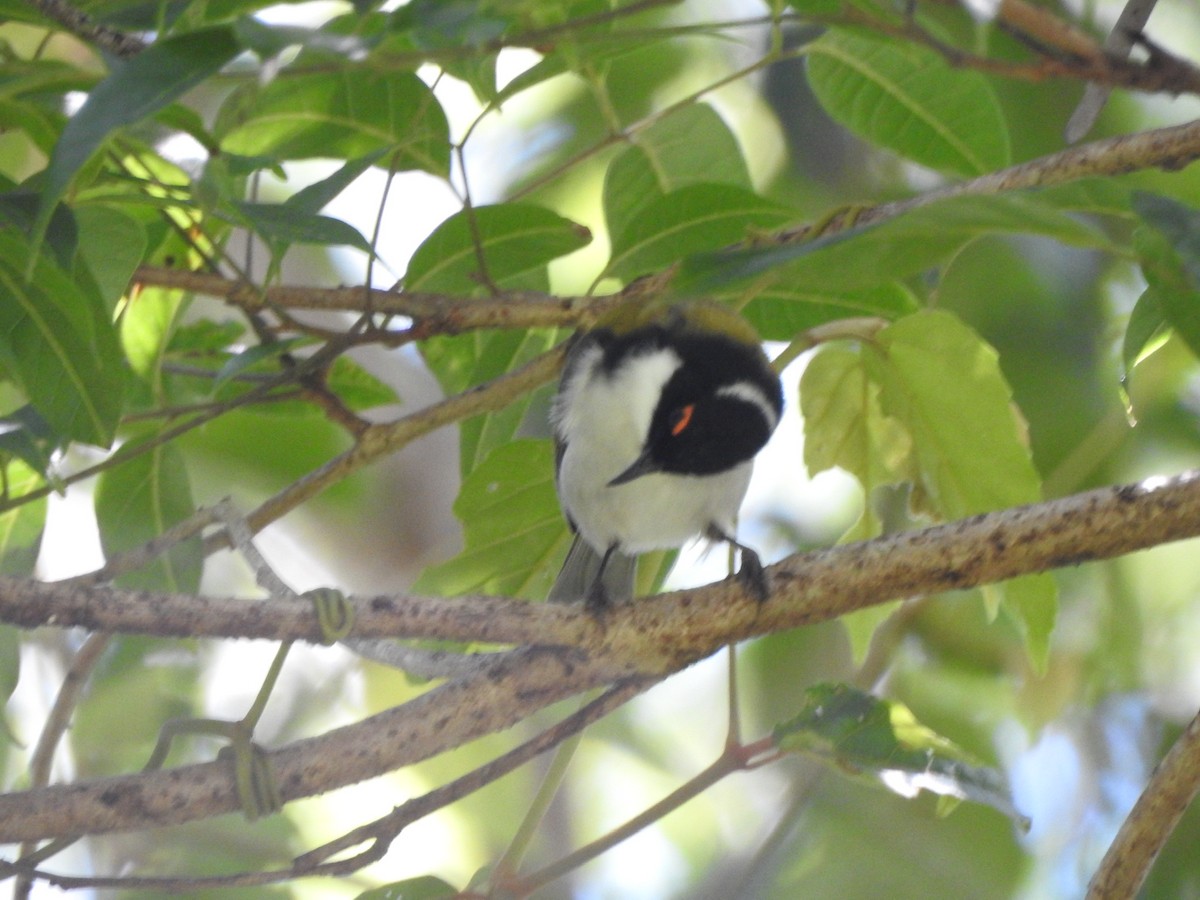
xmin=548 ymin=298 xmax=784 ymax=610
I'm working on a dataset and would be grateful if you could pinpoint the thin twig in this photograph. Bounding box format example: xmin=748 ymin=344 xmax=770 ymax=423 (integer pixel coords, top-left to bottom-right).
xmin=228 ymin=344 xmax=566 ymax=546
xmin=1066 ymin=0 xmax=1162 ymax=141
xmin=515 ymin=736 xmax=775 ymax=895
xmin=133 ymin=265 xmax=610 ymax=329
xmin=13 ymin=632 xmax=113 ymax=900
xmin=25 ymin=0 xmax=145 ymax=57
xmin=0 ymin=680 xmax=650 ymax=892
xmin=0 ymin=338 xmax=358 ymax=516
xmin=136 ymin=116 xmax=1200 ymax=334
xmin=1086 ymin=708 xmax=1200 ymax=898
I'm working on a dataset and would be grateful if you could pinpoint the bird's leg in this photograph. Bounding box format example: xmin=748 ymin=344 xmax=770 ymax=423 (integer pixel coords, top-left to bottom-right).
xmin=707 ymin=525 xmax=770 ymax=602
xmin=585 ymin=544 xmax=620 ymax=615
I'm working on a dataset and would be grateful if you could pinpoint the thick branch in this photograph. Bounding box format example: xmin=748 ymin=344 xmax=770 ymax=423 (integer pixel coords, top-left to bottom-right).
xmin=0 ymin=647 xmax=616 ymax=842
xmin=0 ymin=472 xmax=1198 ymax=841
xmin=3 ymin=471 xmax=1197 ymax=653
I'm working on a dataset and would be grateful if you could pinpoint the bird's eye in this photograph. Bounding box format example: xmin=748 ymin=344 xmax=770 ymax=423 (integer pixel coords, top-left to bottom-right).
xmin=670 ymin=404 xmax=695 ymax=436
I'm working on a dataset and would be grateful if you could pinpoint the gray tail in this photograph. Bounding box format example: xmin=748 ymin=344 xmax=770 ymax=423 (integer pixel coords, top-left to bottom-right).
xmin=548 ymin=536 xmax=637 ymax=604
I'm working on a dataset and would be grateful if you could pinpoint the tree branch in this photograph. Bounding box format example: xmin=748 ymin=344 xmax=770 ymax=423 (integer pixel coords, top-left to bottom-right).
xmin=135 ymin=116 xmax=1200 ymax=329
xmin=0 ymin=647 xmax=613 ymax=843
xmin=7 ymin=680 xmax=653 ymax=892
xmin=1086 ymin=706 xmax=1200 ymax=898
xmin=0 ymin=471 xmax=1197 ymax=842
xmin=235 ymin=344 xmax=568 ymax=541
xmin=778 ymin=115 xmax=1200 ymax=243
xmin=131 ymin=266 xmax=612 ymax=332
xmin=4 ymin=472 xmax=1197 ymax=651
xmin=25 ymin=0 xmax=146 ymax=58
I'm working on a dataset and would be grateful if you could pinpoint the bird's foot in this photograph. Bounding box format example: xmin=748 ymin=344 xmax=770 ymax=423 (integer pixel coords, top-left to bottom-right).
xmin=736 ymin=546 xmax=770 ymax=603
xmin=583 ymin=578 xmax=613 ymax=621
xmin=707 ymin=525 xmax=771 ymax=602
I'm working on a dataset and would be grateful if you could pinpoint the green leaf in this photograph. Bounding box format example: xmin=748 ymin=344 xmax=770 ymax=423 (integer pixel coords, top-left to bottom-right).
xmin=422 ymin=328 xmax=562 ymax=476
xmin=94 ymin=439 xmax=201 ymax=592
xmin=679 ymin=193 xmax=1112 ymax=294
xmin=490 ymin=53 xmax=569 ymax=106
xmin=415 ymin=438 xmax=675 ymax=601
xmin=870 ymin=310 xmax=1055 ymax=669
xmin=36 ymin=26 xmax=242 ymax=241
xmin=287 ymin=151 xmax=388 ymax=216
xmin=872 ymin=311 xmax=1040 ymax=517
xmin=807 ymin=28 xmax=1010 ymax=177
xmin=775 ymin=683 xmax=1028 ymax=829
xmin=0 ymin=459 xmax=47 ymax=576
xmin=800 ymin=345 xmax=912 ymax=661
xmin=407 ymin=203 xmax=584 ymax=473
xmin=218 ymin=70 xmax=451 ymax=175
xmin=1133 ymin=235 xmax=1200 ymax=362
xmin=994 ymin=572 xmax=1057 ymax=676
xmin=801 ymin=345 xmax=912 ymax=539
xmin=414 ymin=439 xmax=566 ymax=600
xmin=787 ymin=0 xmax=851 ymax=14
xmin=1122 ymin=288 xmax=1170 ymax=377
xmin=1133 ymin=192 xmax=1200 ymax=273
xmin=398 ymin=0 xmax=510 ymax=49
xmin=396 ymin=0 xmax=508 ymax=100
xmin=122 ymin=288 xmax=187 ymax=382
xmin=0 ymin=228 xmax=126 ymax=445
xmin=1132 ymin=193 xmax=1200 ymax=363
xmin=0 ymin=188 xmax=79 ymax=268
xmin=0 ymin=406 xmax=61 ymax=476
xmin=355 ymin=874 xmax=459 ymax=900
xmin=230 ymin=201 xmax=372 ymax=254
xmin=605 ymin=183 xmax=796 ymax=282
xmin=326 ymin=357 xmax=399 ymax=412
xmin=1034 ymin=178 xmax=1135 ymax=219
xmin=0 ymin=624 xmax=19 ymax=745
xmin=213 ymin=338 xmax=306 ymax=391
xmin=0 ymin=57 xmax=91 ymax=103
xmin=0 ymin=98 xmax=61 ymax=155
xmin=166 ymin=318 xmax=244 ymax=355
xmin=232 ymin=16 xmax=382 ymax=61
xmin=604 ymin=104 xmax=752 ymax=244
xmin=153 ymin=102 xmax=221 ymax=155
xmin=796 ymin=308 xmax=1051 ymax=681
xmin=744 ymin=282 xmax=919 ymax=341
xmin=405 ymin=203 xmax=592 ymax=293
xmin=74 ymin=203 xmax=147 ymax=312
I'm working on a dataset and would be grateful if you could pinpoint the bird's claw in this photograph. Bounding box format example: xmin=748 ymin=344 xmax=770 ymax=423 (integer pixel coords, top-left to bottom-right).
xmin=584 ymin=579 xmax=613 ymax=620
xmin=736 ymin=547 xmax=770 ymax=603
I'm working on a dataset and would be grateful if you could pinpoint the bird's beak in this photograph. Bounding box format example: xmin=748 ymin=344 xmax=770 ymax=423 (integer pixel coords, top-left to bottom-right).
xmin=608 ymin=449 xmax=659 ymax=486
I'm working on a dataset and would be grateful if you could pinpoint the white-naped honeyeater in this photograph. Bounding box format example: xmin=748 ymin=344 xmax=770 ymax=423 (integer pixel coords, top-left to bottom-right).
xmin=548 ymin=298 xmax=784 ymax=611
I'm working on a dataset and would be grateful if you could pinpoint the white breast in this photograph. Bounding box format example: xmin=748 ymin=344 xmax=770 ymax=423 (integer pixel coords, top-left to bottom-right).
xmin=553 ymin=345 xmax=754 ymax=554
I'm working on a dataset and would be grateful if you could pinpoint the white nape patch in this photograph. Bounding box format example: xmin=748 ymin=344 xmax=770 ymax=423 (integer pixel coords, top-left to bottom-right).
xmin=717 ymin=380 xmax=779 ymax=432
xmin=604 ymin=348 xmax=684 ymax=444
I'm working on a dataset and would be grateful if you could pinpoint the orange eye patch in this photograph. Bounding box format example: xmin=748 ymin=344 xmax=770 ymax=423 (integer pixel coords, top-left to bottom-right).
xmin=671 ymin=404 xmax=695 ymax=436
